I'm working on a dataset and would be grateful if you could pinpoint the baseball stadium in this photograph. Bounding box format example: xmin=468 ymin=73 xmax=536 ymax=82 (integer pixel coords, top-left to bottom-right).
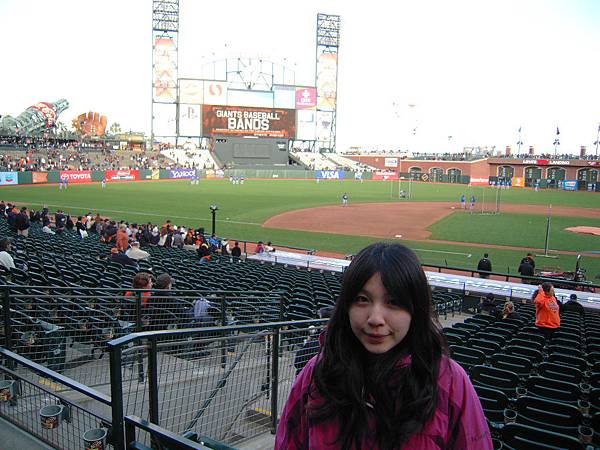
xmin=0 ymin=3 xmax=599 ymax=450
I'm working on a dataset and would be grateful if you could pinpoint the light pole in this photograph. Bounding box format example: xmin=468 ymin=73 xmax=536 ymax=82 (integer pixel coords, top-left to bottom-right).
xmin=209 ymin=205 xmax=218 ymax=235
xmin=553 ymin=126 xmax=560 ymax=156
xmin=594 ymin=124 xmax=600 ymax=157
xmin=517 ymin=126 xmax=523 ymax=155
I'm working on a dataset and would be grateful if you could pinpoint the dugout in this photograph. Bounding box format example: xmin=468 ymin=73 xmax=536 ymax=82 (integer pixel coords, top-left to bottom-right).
xmin=213 ymin=137 xmax=290 ymax=167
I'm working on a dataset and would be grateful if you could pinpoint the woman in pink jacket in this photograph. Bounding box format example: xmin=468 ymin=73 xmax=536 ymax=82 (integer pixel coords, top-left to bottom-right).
xmin=276 ymin=243 xmax=491 ymax=449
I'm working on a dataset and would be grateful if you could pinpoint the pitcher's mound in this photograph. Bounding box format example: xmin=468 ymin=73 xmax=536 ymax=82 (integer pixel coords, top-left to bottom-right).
xmin=565 ymin=226 xmax=600 ymax=236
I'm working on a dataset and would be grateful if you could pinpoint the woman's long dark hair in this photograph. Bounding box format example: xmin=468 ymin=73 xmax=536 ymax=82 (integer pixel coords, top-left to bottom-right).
xmin=310 ymin=243 xmax=446 ymax=449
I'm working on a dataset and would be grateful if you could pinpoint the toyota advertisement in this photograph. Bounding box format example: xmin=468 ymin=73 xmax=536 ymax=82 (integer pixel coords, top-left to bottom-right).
xmin=105 ymin=170 xmax=140 ymax=182
xmin=60 ymin=171 xmax=92 ymax=183
xmin=202 ymin=105 xmax=296 ymax=138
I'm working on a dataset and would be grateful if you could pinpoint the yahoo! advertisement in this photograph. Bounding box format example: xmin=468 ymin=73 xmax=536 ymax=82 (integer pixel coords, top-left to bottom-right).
xmin=60 ymin=171 xmax=92 ymax=183
xmin=169 ymin=168 xmax=196 ymax=179
xmin=0 ymin=172 xmax=18 ymax=186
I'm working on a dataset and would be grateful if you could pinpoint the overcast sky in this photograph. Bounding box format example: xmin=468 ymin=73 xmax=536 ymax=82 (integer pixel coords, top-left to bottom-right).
xmin=1 ymin=0 xmax=599 ymax=154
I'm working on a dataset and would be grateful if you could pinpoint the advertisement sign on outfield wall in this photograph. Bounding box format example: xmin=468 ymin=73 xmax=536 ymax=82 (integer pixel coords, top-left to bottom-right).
xmin=563 ymin=180 xmax=578 ymax=191
xmin=105 ymin=170 xmax=140 ymax=182
xmin=372 ymin=171 xmax=398 ymax=181
xmin=469 ymin=177 xmax=490 ymax=186
xmin=0 ymin=172 xmax=18 ymax=185
xmin=316 ymin=170 xmax=345 ymax=180
xmin=60 ymin=171 xmax=92 ymax=183
xmin=32 ymin=172 xmax=48 ymax=184
xmin=170 ymin=169 xmax=196 ymax=179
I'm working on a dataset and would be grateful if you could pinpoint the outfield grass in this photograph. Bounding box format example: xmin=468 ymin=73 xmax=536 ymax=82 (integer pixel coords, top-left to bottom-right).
xmin=428 ymin=212 xmax=600 ymax=252
xmin=0 ymin=179 xmax=598 ymax=278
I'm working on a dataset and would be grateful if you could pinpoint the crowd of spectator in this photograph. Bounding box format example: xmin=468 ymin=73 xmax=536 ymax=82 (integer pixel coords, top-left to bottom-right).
xmin=0 ymin=145 xmax=172 ymax=172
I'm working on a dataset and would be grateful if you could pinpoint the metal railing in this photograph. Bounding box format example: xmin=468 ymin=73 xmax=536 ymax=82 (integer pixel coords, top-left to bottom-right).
xmin=107 ymin=319 xmax=326 ymax=448
xmin=1 ymin=317 xmax=326 ymax=449
xmin=1 ymin=285 xmax=285 ymax=388
xmin=0 ymin=348 xmax=112 ymax=450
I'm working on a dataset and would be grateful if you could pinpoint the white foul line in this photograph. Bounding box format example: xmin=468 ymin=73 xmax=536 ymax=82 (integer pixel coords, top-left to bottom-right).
xmin=18 ymin=202 xmax=263 ymax=226
xmin=414 ymin=248 xmax=472 ymax=258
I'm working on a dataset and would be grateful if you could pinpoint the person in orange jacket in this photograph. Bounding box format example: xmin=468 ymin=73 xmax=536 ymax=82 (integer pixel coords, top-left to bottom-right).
xmin=534 ymin=282 xmax=560 ymax=340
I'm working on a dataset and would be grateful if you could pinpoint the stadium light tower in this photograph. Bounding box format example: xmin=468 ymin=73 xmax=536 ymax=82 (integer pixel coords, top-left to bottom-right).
xmin=594 ymin=123 xmax=600 ymax=157
xmin=553 ymin=126 xmax=560 ymax=155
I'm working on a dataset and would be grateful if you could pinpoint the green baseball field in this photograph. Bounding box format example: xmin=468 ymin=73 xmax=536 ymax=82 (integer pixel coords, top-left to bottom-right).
xmin=1 ymin=178 xmax=599 ymax=278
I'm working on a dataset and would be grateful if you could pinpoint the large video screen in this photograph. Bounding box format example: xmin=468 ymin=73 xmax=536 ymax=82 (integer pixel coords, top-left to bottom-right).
xmin=202 ymin=105 xmax=296 ymax=138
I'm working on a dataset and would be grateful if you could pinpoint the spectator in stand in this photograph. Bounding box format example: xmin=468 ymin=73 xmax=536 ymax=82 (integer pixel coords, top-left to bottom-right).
xmin=501 ymin=301 xmax=521 ymax=321
xmin=220 ymin=238 xmax=230 ymax=255
xmin=110 ymin=247 xmax=138 ymax=268
xmin=6 ymin=204 xmax=17 ymax=232
xmin=116 ymin=224 xmax=129 ymax=251
xmin=276 ymin=243 xmax=491 ymax=449
xmin=75 ymin=216 xmax=87 ymax=238
xmin=534 ymin=282 xmax=561 ymax=341
xmin=126 ymin=241 xmax=150 ymax=261
xmin=42 ymin=222 xmax=55 ymax=234
xmin=265 ymin=241 xmax=276 ymax=252
xmin=172 ymin=229 xmax=184 ymax=248
xmin=65 ymin=215 xmax=74 ymax=231
xmin=231 ymin=241 xmax=242 ymax=258
xmin=476 ymin=253 xmax=492 ymax=278
xmin=197 ymin=242 xmax=211 ymax=263
xmin=255 ymin=241 xmax=265 ymax=254
xmin=15 ymin=206 xmax=31 ymax=237
xmin=479 ymin=293 xmax=498 ymax=318
xmin=0 ymin=200 xmax=6 ymax=218
xmin=0 ymin=238 xmax=15 ymax=270
xmin=562 ymin=293 xmax=584 ymax=315
xmin=125 ymin=272 xmax=153 ymax=307
xmin=293 ymin=307 xmax=333 ymax=376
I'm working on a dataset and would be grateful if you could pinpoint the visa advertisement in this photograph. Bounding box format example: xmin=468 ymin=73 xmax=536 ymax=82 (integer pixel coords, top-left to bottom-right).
xmin=316 ymin=170 xmax=345 ymax=180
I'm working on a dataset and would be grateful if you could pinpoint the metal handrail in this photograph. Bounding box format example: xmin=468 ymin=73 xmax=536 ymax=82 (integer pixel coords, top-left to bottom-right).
xmin=0 ymin=347 xmax=111 ymax=406
xmin=107 ymin=318 xmax=327 ymax=349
